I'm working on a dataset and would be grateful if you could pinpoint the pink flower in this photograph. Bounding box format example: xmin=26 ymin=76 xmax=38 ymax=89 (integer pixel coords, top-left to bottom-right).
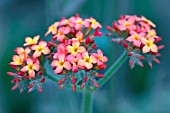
xmin=126 ymin=30 xmax=145 ymax=47
xmin=147 ymin=29 xmax=156 ymax=37
xmin=10 ymin=54 xmax=25 ymax=65
xmin=15 ymin=47 xmax=31 ymax=55
xmin=53 ymin=44 xmax=68 ymax=59
xmin=78 ymin=52 xmax=97 ymax=69
xmin=70 ymin=16 xmax=90 ymax=30
xmin=21 ymin=58 xmax=40 ymax=78
xmin=24 ymin=35 xmax=40 ymax=46
xmin=59 ymin=18 xmax=73 ymax=27
xmin=67 ymin=53 xmax=83 ymax=72
xmin=72 ymin=31 xmax=84 ymax=42
xmin=92 ymin=49 xmax=108 ymax=66
xmin=86 ymin=17 xmax=102 ymax=29
xmin=51 ymin=54 xmax=71 ymax=74
xmin=45 ymin=22 xmax=59 ymax=36
xmin=118 ymin=16 xmax=136 ymax=31
xmin=66 ymin=41 xmax=86 ymax=56
xmin=141 ymin=16 xmax=156 ymax=28
xmin=31 ymin=41 xmax=50 ymax=58
xmin=141 ymin=37 xmax=158 ymax=53
xmin=53 ymin=27 xmax=70 ymax=42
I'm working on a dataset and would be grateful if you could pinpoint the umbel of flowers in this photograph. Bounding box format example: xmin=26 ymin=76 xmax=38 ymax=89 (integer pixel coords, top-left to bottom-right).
xmin=7 ymin=14 xmax=108 ymax=93
xmin=106 ymin=15 xmax=164 ymax=68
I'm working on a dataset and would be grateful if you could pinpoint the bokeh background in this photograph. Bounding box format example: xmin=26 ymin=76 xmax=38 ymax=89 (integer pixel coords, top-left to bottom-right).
xmin=0 ymin=0 xmax=170 ymax=113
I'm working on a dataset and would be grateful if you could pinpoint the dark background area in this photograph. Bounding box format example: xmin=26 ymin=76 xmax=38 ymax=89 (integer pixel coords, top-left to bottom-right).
xmin=0 ymin=0 xmax=170 ymax=113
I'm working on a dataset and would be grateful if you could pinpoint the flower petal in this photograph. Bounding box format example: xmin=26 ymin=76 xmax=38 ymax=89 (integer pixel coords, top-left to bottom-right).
xmin=90 ymin=56 xmax=97 ymax=63
xmin=142 ymin=45 xmax=150 ymax=53
xmin=39 ymin=41 xmax=47 ymax=48
xmin=64 ymin=62 xmax=71 ymax=70
xmin=42 ymin=47 xmax=50 ymax=55
xmin=27 ymin=58 xmax=33 ymax=65
xmin=85 ymin=62 xmax=93 ymax=69
xmin=54 ymin=66 xmax=63 ymax=74
xmin=51 ymin=60 xmax=58 ymax=67
xmin=29 ymin=70 xmax=35 ymax=78
xmin=33 ymin=51 xmax=41 ymax=58
xmin=21 ymin=66 xmax=28 ymax=72
xmin=151 ymin=44 xmax=158 ymax=52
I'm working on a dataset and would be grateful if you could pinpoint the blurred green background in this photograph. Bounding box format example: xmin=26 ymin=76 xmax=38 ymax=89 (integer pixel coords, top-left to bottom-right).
xmin=0 ymin=0 xmax=170 ymax=113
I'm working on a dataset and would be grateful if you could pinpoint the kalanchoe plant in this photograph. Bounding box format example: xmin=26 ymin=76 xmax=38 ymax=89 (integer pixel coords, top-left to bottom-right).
xmin=106 ymin=15 xmax=164 ymax=68
xmin=7 ymin=14 xmax=108 ymax=93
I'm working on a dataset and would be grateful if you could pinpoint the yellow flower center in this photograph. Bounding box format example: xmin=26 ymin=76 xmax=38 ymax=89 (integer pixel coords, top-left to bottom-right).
xmin=146 ymin=41 xmax=153 ymax=47
xmin=98 ymin=56 xmax=102 ymax=61
xmin=133 ymin=35 xmax=140 ymax=40
xmin=37 ymin=46 xmax=43 ymax=52
xmin=91 ymin=19 xmax=97 ymax=24
xmin=124 ymin=22 xmax=130 ymax=27
xmin=73 ymin=47 xmax=78 ymax=52
xmin=148 ymin=31 xmax=155 ymax=36
xmin=77 ymin=20 xmax=83 ymax=24
xmin=58 ymin=61 xmax=64 ymax=67
xmin=28 ymin=64 xmax=33 ymax=70
xmin=84 ymin=57 xmax=91 ymax=63
xmin=58 ymin=32 xmax=63 ymax=36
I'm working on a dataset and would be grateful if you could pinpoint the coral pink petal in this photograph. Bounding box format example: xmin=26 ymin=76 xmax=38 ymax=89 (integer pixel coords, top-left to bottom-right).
xmin=27 ymin=58 xmax=33 ymax=65
xmin=51 ymin=60 xmax=58 ymax=67
xmin=29 ymin=70 xmax=35 ymax=78
xmin=78 ymin=46 xmax=86 ymax=53
xmin=133 ymin=40 xmax=141 ymax=47
xmin=21 ymin=66 xmax=28 ymax=72
xmin=42 ymin=47 xmax=50 ymax=54
xmin=141 ymin=38 xmax=147 ymax=44
xmin=82 ymin=52 xmax=89 ymax=58
xmin=126 ymin=36 xmax=133 ymax=42
xmin=12 ymin=55 xmax=19 ymax=62
xmin=142 ymin=46 xmax=150 ymax=53
xmin=78 ymin=60 xmax=85 ymax=66
xmin=54 ymin=66 xmax=63 ymax=74
xmin=90 ymin=56 xmax=97 ymax=63
xmin=64 ymin=27 xmax=70 ymax=34
xmin=85 ymin=62 xmax=93 ymax=69
xmin=58 ymin=54 xmax=65 ymax=62
xmin=39 ymin=41 xmax=47 ymax=48
xmin=97 ymin=49 xmax=103 ymax=56
xmin=31 ymin=45 xmax=38 ymax=50
xmin=16 ymin=47 xmax=24 ymax=54
xmin=33 ymin=64 xmax=40 ymax=71
xmin=151 ymin=44 xmax=158 ymax=52
xmin=33 ymin=51 xmax=41 ymax=58
xmin=64 ymin=62 xmax=71 ymax=70
xmin=102 ymin=56 xmax=108 ymax=62
xmin=57 ymin=35 xmax=65 ymax=42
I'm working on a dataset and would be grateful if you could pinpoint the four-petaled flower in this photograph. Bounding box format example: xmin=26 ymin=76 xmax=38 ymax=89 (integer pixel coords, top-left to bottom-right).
xmin=126 ymin=30 xmax=145 ymax=47
xmin=21 ymin=58 xmax=40 ymax=78
xmin=10 ymin=54 xmax=25 ymax=65
xmin=66 ymin=41 xmax=86 ymax=56
xmin=31 ymin=41 xmax=50 ymax=58
xmin=78 ymin=52 xmax=97 ymax=69
xmin=51 ymin=54 xmax=71 ymax=74
xmin=24 ymin=35 xmax=40 ymax=46
xmin=141 ymin=37 xmax=158 ymax=53
xmin=92 ymin=49 xmax=108 ymax=66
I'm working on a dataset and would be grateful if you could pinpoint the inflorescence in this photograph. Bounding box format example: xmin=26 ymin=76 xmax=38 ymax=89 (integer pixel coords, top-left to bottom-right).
xmin=7 ymin=14 xmax=108 ymax=93
xmin=106 ymin=15 xmax=164 ymax=68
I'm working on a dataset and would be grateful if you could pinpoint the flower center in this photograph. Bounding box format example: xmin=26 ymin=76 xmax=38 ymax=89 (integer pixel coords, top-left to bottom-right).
xmin=73 ymin=47 xmax=78 ymax=52
xmin=148 ymin=31 xmax=155 ymax=36
xmin=77 ymin=20 xmax=83 ymax=24
xmin=58 ymin=32 xmax=63 ymax=36
xmin=133 ymin=35 xmax=139 ymax=40
xmin=37 ymin=46 xmax=43 ymax=52
xmin=58 ymin=61 xmax=64 ymax=67
xmin=98 ymin=56 xmax=102 ymax=61
xmin=124 ymin=22 xmax=130 ymax=27
xmin=28 ymin=64 xmax=33 ymax=70
xmin=84 ymin=57 xmax=90 ymax=63
xmin=146 ymin=41 xmax=153 ymax=47
xmin=92 ymin=19 xmax=97 ymax=24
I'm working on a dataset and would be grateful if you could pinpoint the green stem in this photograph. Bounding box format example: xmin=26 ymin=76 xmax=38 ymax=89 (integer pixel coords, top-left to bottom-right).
xmin=82 ymin=92 xmax=93 ymax=113
xmin=93 ymin=50 xmax=127 ymax=91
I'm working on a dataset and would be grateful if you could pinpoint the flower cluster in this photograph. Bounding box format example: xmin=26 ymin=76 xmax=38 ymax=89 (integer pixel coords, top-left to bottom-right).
xmin=106 ymin=15 xmax=164 ymax=68
xmin=7 ymin=35 xmax=50 ymax=93
xmin=46 ymin=14 xmax=107 ymax=91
